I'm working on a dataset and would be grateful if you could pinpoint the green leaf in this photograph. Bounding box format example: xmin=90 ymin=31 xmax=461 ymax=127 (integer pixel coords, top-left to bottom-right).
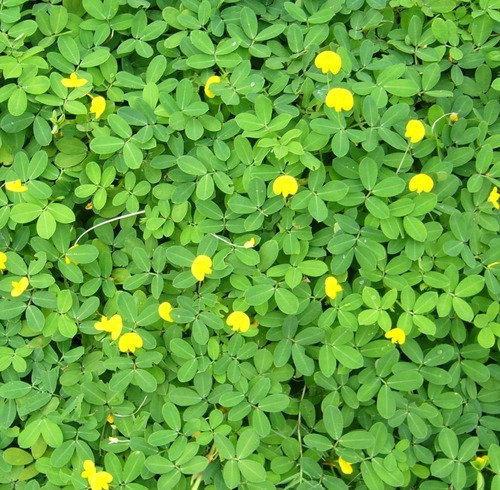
xmin=359 ymin=157 xmax=378 ymax=190
xmin=41 ymin=419 xmax=63 ymax=447
xmin=166 ymin=246 xmax=195 ymax=267
xmin=123 ymin=450 xmax=145 ymax=482
xmin=0 ymin=381 xmax=31 ymax=399
xmin=382 ymin=79 xmax=420 ymax=97
xmin=66 ymin=245 xmax=99 ymax=264
xmin=258 ymin=394 xmax=289 ymax=412
xmin=238 ymin=459 xmax=266 ymax=483
xmin=332 ymin=345 xmax=364 ymax=369
xmin=145 ymin=455 xmax=175 ymax=474
xmin=223 ymin=460 xmax=240 ymax=489
xmin=8 ymin=87 xmax=27 ymax=116
xmin=133 ymin=369 xmax=158 ymax=392
xmin=10 ymin=203 xmax=42 ymax=223
xmin=37 ymin=210 xmax=57 ymax=239
xmin=245 ymin=284 xmax=274 ymax=306
xmin=323 ymin=406 xmax=343 ymax=439
xmin=3 ymin=447 xmax=34 ymax=465
xmin=452 ymin=297 xmax=474 ymax=322
xmin=236 ymin=430 xmax=260 ymax=459
xmin=90 ymin=136 xmax=124 ymax=154
xmin=274 ymin=288 xmax=299 ymax=314
xmin=215 ymin=434 xmax=236 ymax=459
xmin=387 ymin=370 xmax=423 ymax=391
xmin=177 ymin=155 xmax=206 ymax=176
xmin=439 ymin=427 xmax=459 ymax=459
xmin=403 ymin=216 xmax=427 ymax=242
xmin=0 ymin=301 xmax=27 ymax=320
xmin=377 ymin=385 xmax=396 ymax=419
xmin=455 ymin=275 xmax=485 ymax=297
xmin=81 ymin=48 xmax=111 ymax=67
xmin=340 ymin=430 xmax=375 ymax=449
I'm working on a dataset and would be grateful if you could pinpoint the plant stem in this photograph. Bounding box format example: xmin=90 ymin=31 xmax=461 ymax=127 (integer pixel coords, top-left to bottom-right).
xmin=73 ymin=210 xmax=146 ymax=245
xmin=396 ymin=142 xmax=411 ymax=174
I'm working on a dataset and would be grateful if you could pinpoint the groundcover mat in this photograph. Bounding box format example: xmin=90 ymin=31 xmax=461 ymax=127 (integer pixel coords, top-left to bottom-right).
xmin=1 ymin=0 xmax=500 ymax=488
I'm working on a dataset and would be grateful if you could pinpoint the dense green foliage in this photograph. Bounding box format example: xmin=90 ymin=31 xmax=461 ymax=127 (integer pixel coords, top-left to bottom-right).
xmin=1 ymin=0 xmax=500 ymax=488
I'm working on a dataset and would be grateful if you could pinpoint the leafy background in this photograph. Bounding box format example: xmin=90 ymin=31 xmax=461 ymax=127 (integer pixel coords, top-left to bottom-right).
xmin=1 ymin=0 xmax=500 ymax=488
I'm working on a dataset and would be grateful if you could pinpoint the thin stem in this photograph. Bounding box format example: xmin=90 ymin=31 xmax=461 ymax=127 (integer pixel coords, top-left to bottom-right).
xmin=430 ymin=112 xmax=453 ymax=136
xmin=210 ymin=233 xmax=248 ymax=249
xmin=73 ymin=210 xmax=145 ymax=245
xmin=396 ymin=142 xmax=412 ymax=175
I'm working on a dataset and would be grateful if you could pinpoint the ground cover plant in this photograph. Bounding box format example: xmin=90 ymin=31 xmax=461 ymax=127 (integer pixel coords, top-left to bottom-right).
xmin=1 ymin=0 xmax=500 ymax=488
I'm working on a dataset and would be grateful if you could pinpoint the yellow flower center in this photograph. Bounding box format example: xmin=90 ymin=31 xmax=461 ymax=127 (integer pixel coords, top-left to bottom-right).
xmin=314 ymin=51 xmax=342 ymax=75
xmin=408 ymin=174 xmax=434 ymax=194
xmin=226 ymin=311 xmax=251 ymax=333
xmin=11 ymin=277 xmax=29 ymax=297
xmin=338 ymin=457 xmax=353 ymax=474
xmin=244 ymin=237 xmax=256 ymax=248
xmin=94 ymin=314 xmax=123 ymax=341
xmin=0 ymin=251 xmax=7 ymax=270
xmin=61 ymin=72 xmax=88 ymax=88
xmin=90 ymin=96 xmax=106 ymax=119
xmin=488 ymin=187 xmax=500 ymax=209
xmin=159 ymin=301 xmax=173 ymax=322
xmin=385 ymin=327 xmax=406 ymax=345
xmin=205 ymin=76 xmax=221 ymax=98
xmin=5 ymin=179 xmax=28 ymax=192
xmin=405 ymin=119 xmax=425 ymax=143
xmin=118 ymin=332 xmax=143 ymax=353
xmin=191 ymin=255 xmax=213 ymax=281
xmin=325 ymin=88 xmax=354 ymax=112
xmin=272 ymin=175 xmax=299 ymax=197
xmin=325 ymin=276 xmax=343 ymax=299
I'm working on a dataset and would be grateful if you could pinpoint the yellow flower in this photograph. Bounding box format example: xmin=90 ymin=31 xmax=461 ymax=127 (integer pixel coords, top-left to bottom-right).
xmin=90 ymin=471 xmax=113 ymax=490
xmin=226 ymin=311 xmax=251 ymax=333
xmin=81 ymin=460 xmax=96 ymax=480
xmin=61 ymin=72 xmax=88 ymax=88
xmin=65 ymin=244 xmax=79 ymax=265
xmin=325 ymin=88 xmax=354 ymax=112
xmin=409 ymin=174 xmax=434 ymax=194
xmin=338 ymin=457 xmax=353 ymax=475
xmin=405 ymin=119 xmax=425 ymax=143
xmin=158 ymin=301 xmax=173 ymax=322
xmin=476 ymin=455 xmax=489 ymax=464
xmin=85 ymin=202 xmax=93 ymax=210
xmin=244 ymin=237 xmax=256 ymax=248
xmin=5 ymin=179 xmax=28 ymax=192
xmin=204 ymin=75 xmax=221 ymax=98
xmin=488 ymin=187 xmax=500 ymax=209
xmin=0 ymin=252 xmax=7 ymax=270
xmin=94 ymin=314 xmax=123 ymax=341
xmin=325 ymin=276 xmax=342 ymax=299
xmin=314 ymin=51 xmax=342 ymax=75
xmin=273 ymin=175 xmax=299 ymax=197
xmin=11 ymin=277 xmax=29 ymax=297
xmin=118 ymin=332 xmax=143 ymax=353
xmin=90 ymin=96 xmax=106 ymax=119
xmin=450 ymin=112 xmax=459 ymax=122
xmin=385 ymin=327 xmax=406 ymax=345
xmin=108 ymin=436 xmax=119 ymax=444
xmin=191 ymin=255 xmax=213 ymax=281
xmin=107 ymin=413 xmax=114 ymax=424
